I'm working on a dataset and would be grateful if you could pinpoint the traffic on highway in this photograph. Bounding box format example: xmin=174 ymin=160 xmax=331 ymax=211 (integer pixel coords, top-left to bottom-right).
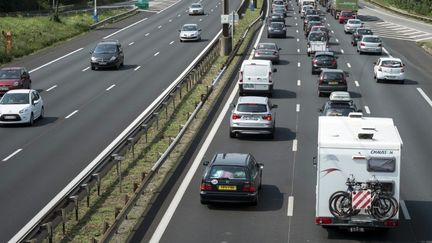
xmin=1 ymin=0 xmax=432 ymax=242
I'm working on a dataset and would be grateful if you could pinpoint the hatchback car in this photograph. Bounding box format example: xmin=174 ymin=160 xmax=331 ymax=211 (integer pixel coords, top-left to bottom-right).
xmin=269 ymin=13 xmax=285 ymax=24
xmin=338 ymin=10 xmax=355 ymax=23
xmin=305 ymin=21 xmax=323 ymax=37
xmin=311 ymin=51 xmax=338 ymax=74
xmin=230 ymin=96 xmax=277 ymax=138
xmin=188 ymin=3 xmax=204 ymax=15
xmin=0 ymin=89 xmax=44 ymax=126
xmin=90 ymin=39 xmax=124 ymax=70
xmin=200 ymin=153 xmax=263 ymax=205
xmin=373 ymin=57 xmax=405 ymax=84
xmin=344 ymin=19 xmax=363 ymax=34
xmin=300 ymin=5 xmax=314 ymax=18
xmin=272 ymin=5 xmax=287 ymax=17
xmin=267 ymin=22 xmax=286 ymax=38
xmin=304 ymin=15 xmax=321 ymax=31
xmin=179 ymin=24 xmax=201 ymax=42
xmin=351 ymin=28 xmax=373 ymax=46
xmin=304 ymin=8 xmax=320 ymax=18
xmin=357 ymin=35 xmax=382 ymax=55
xmin=272 ymin=0 xmax=287 ymax=10
xmin=253 ymin=42 xmax=281 ymax=64
xmin=320 ymin=91 xmax=360 ymax=116
xmin=0 ymin=67 xmax=31 ymax=95
xmin=318 ymin=69 xmax=348 ymax=96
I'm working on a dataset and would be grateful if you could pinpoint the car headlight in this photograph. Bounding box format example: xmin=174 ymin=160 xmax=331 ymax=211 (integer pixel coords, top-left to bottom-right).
xmin=91 ymin=56 xmax=97 ymax=61
xmin=19 ymin=108 xmax=29 ymax=114
xmin=110 ymin=56 xmax=117 ymax=61
xmin=13 ymin=81 xmax=19 ymax=87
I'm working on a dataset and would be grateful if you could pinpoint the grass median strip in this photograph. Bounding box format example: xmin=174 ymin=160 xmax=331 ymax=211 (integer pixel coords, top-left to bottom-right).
xmin=50 ymin=2 xmax=262 ymax=242
xmin=419 ymin=40 xmax=432 ymax=55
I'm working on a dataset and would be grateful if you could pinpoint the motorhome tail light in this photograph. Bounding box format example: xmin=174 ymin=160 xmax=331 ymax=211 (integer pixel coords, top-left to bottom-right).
xmin=401 ymin=67 xmax=404 ymax=72
xmin=384 ymin=219 xmax=399 ymax=227
xmin=200 ymin=183 xmax=213 ymax=191
xmin=313 ymin=59 xmax=319 ymax=64
xmin=352 ymin=155 xmax=367 ymax=160
xmin=269 ymin=72 xmax=273 ymax=83
xmin=360 ymin=42 xmax=365 ymax=46
xmin=331 ymin=59 xmax=337 ymax=65
xmin=232 ymin=113 xmax=241 ymax=120
xmin=262 ymin=114 xmax=272 ymax=121
xmin=242 ymin=184 xmax=256 ymax=192
xmin=315 ymin=217 xmax=332 ymax=225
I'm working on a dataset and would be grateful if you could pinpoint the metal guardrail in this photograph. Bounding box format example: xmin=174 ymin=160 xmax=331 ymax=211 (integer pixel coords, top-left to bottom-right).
xmin=0 ymin=5 xmax=134 ymax=17
xmin=366 ymin=0 xmax=432 ymax=24
xmin=90 ymin=7 xmax=139 ymax=29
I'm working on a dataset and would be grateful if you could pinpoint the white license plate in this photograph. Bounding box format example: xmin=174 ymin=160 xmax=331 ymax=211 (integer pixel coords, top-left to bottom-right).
xmin=255 ymin=84 xmax=268 ymax=89
xmin=243 ymin=116 xmax=258 ymax=120
xmin=99 ymin=62 xmax=107 ymax=65
xmin=243 ymin=84 xmax=254 ymax=89
xmin=4 ymin=115 xmax=15 ymax=119
xmin=0 ymin=87 xmax=9 ymax=91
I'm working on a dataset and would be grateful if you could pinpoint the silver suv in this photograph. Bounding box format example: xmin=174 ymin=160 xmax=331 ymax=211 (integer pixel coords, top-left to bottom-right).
xmin=229 ymin=96 xmax=277 ymax=138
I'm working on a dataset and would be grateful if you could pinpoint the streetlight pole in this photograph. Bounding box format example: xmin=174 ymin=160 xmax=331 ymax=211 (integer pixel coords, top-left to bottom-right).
xmin=93 ymin=0 xmax=98 ymax=23
xmin=220 ymin=0 xmax=232 ymax=56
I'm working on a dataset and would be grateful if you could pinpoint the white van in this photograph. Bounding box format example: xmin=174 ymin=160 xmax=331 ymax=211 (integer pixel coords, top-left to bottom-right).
xmin=238 ymin=60 xmax=276 ymax=97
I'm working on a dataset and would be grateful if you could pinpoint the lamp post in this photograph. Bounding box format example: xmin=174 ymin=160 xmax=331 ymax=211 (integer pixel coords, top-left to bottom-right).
xmin=93 ymin=0 xmax=99 ymax=23
xmin=220 ymin=0 xmax=232 ymax=56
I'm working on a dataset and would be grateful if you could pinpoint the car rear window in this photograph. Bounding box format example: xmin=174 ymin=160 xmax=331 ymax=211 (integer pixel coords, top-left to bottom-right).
xmin=271 ymin=22 xmax=284 ymax=28
xmin=341 ymin=12 xmax=353 ymax=16
xmin=316 ymin=55 xmax=334 ymax=61
xmin=258 ymin=43 xmax=276 ymax=50
xmin=358 ymin=29 xmax=373 ymax=35
xmin=323 ymin=72 xmax=344 ymax=80
xmin=209 ymin=165 xmax=247 ymax=179
xmin=363 ymin=37 xmax=381 ymax=43
xmin=243 ymin=65 xmax=268 ymax=76
xmin=349 ymin=20 xmax=361 ymax=24
xmin=310 ymin=16 xmax=321 ymax=21
xmin=237 ymin=103 xmax=267 ymax=112
xmin=325 ymin=108 xmax=355 ymax=116
xmin=381 ymin=60 xmax=402 ymax=67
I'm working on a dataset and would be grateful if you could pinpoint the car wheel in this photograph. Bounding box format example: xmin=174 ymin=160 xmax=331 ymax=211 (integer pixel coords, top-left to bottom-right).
xmin=91 ymin=65 xmax=95 ymax=70
xmin=307 ymin=52 xmax=310 ymax=57
xmin=267 ymin=34 xmax=270 ymax=38
xmin=268 ymin=129 xmax=275 ymax=139
xmin=251 ymin=196 xmax=258 ymax=206
xmin=28 ymin=113 xmax=34 ymax=126
xmin=121 ymin=61 xmax=124 ymax=67
xmin=39 ymin=107 xmax=44 ymax=120
xmin=229 ymin=129 xmax=236 ymax=138
xmin=200 ymin=199 xmax=208 ymax=205
xmin=400 ymin=79 xmax=404 ymax=84
xmin=116 ymin=62 xmax=121 ymax=70
xmin=318 ymin=91 xmax=323 ymax=97
xmin=376 ymin=78 xmax=381 ymax=83
xmin=359 ymin=50 xmax=363 ymax=55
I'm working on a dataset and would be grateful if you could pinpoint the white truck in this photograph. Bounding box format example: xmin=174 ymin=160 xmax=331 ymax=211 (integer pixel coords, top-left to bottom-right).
xmin=315 ymin=114 xmax=402 ymax=231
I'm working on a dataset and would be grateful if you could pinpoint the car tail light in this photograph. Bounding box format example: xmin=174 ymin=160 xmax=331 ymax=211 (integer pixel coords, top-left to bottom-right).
xmin=273 ymin=51 xmax=278 ymax=55
xmin=232 ymin=113 xmax=241 ymax=120
xmin=256 ymin=51 xmax=261 ymax=55
xmin=315 ymin=217 xmax=332 ymax=225
xmin=200 ymin=183 xmax=213 ymax=191
xmin=269 ymin=72 xmax=273 ymax=83
xmin=384 ymin=219 xmax=399 ymax=227
xmin=262 ymin=114 xmax=272 ymax=121
xmin=313 ymin=59 xmax=318 ymax=64
xmin=319 ymin=77 xmax=324 ymax=84
xmin=239 ymin=71 xmax=243 ymax=83
xmin=378 ymin=43 xmax=382 ymax=47
xmin=360 ymin=42 xmax=365 ymax=46
xmin=242 ymin=184 xmax=256 ymax=192
xmin=332 ymin=59 xmax=337 ymax=65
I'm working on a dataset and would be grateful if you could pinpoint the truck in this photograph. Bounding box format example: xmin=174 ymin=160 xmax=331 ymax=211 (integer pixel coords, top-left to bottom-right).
xmin=315 ymin=114 xmax=402 ymax=231
xmin=328 ymin=0 xmax=359 ymax=19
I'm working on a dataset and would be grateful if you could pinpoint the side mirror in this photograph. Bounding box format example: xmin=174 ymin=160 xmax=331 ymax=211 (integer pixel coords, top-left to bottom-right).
xmin=313 ymin=156 xmax=317 ymax=167
xmin=272 ymin=104 xmax=278 ymax=109
xmin=273 ymin=68 xmax=277 ymax=72
xmin=279 ymin=47 xmax=282 ymax=50
xmin=202 ymin=161 xmax=209 ymax=166
xmin=344 ymin=71 xmax=350 ymax=77
xmin=178 ymin=30 xmax=181 ymax=32
xmin=318 ymin=108 xmax=323 ymax=112
xmin=258 ymin=163 xmax=264 ymax=169
xmin=199 ymin=29 xmax=202 ymax=31
xmin=335 ymin=56 xmax=339 ymax=59
xmin=373 ymin=62 xmax=376 ymax=65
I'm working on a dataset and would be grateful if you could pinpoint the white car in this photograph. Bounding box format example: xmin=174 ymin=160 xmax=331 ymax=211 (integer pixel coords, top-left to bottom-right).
xmin=188 ymin=3 xmax=204 ymax=15
xmin=373 ymin=57 xmax=405 ymax=84
xmin=179 ymin=24 xmax=201 ymax=42
xmin=0 ymin=89 xmax=44 ymax=126
xmin=344 ymin=19 xmax=363 ymax=34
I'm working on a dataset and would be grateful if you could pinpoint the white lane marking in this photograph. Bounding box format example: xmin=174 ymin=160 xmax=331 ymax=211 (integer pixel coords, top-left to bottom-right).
xmin=297 ymin=80 xmax=301 ymax=86
xmin=341 ymin=49 xmax=344 ymax=54
xmin=417 ymin=88 xmax=432 ymax=108
xmin=65 ymin=110 xmax=79 ymax=119
xmin=297 ymin=49 xmax=300 ymax=53
xmin=211 ymin=9 xmax=214 ymax=12
xmin=2 ymin=149 xmax=23 ymax=162
xmin=82 ymin=67 xmax=90 ymax=72
xmin=145 ymin=33 xmax=150 ymax=36
xmin=29 ymin=48 xmax=83 ymax=73
xmin=331 ymin=30 xmax=334 ymax=34
xmin=297 ymin=38 xmax=299 ymax=42
xmin=199 ymin=19 xmax=202 ymax=22
xmin=169 ymin=19 xmax=173 ymax=22
xmin=324 ymin=17 xmax=327 ymax=20
xmin=294 ymin=17 xmax=297 ymax=20
xmin=296 ymin=104 xmax=300 ymax=112
xmin=158 ymin=25 xmax=162 ymax=29
xmin=134 ymin=66 xmax=141 ymax=71
xmin=355 ymin=80 xmax=359 ymax=87
xmin=296 ymin=29 xmax=299 ymax=33
xmin=363 ymin=5 xmax=432 ymax=27
xmin=157 ymin=0 xmax=182 ymax=14
xmin=154 ymin=52 xmax=160 ymax=56
xmin=411 ymin=33 xmax=431 ymax=38
xmin=287 ymin=196 xmax=294 ymax=216
xmin=347 ymin=63 xmax=351 ymax=68
xmin=129 ymin=42 xmax=135 ymax=46
xmin=295 ymin=23 xmax=298 ymax=26
xmin=297 ymin=62 xmax=301 ymax=67
xmin=169 ymin=41 xmax=175 ymax=45
xmin=364 ymin=106 xmax=371 ymax=114
xmin=292 ymin=139 xmax=298 ymax=151
xmin=46 ymin=85 xmax=57 ymax=92
xmin=383 ymin=47 xmax=392 ymax=57
xmin=178 ymin=14 xmax=181 ymax=17
xmin=416 ymin=36 xmax=432 ymax=42
xmin=336 ymin=38 xmax=339 ymax=42
xmin=400 ymin=200 xmax=411 ymax=220
xmin=103 ymin=18 xmax=148 ymax=39
xmin=106 ymin=84 xmax=116 ymax=91
xmin=327 ymin=23 xmax=330 ymax=27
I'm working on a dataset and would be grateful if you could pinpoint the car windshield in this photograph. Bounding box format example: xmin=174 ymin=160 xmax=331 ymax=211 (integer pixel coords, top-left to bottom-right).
xmin=382 ymin=60 xmax=402 ymax=67
xmin=0 ymin=93 xmax=29 ymax=105
xmin=258 ymin=43 xmax=276 ymax=50
xmin=309 ymin=33 xmax=327 ymax=41
xmin=209 ymin=165 xmax=247 ymax=180
xmin=323 ymin=72 xmax=344 ymax=80
xmin=237 ymin=103 xmax=268 ymax=112
xmin=363 ymin=37 xmax=381 ymax=43
xmin=358 ymin=29 xmax=373 ymax=35
xmin=0 ymin=70 xmax=20 ymax=79
xmin=191 ymin=3 xmax=201 ymax=8
xmin=244 ymin=65 xmax=268 ymax=76
xmin=94 ymin=44 xmax=117 ymax=54
xmin=309 ymin=16 xmax=321 ymax=21
xmin=182 ymin=25 xmax=197 ymax=31
xmin=273 ymin=0 xmax=284 ymax=5
xmin=271 ymin=22 xmax=284 ymax=28
xmin=341 ymin=12 xmax=353 ymax=16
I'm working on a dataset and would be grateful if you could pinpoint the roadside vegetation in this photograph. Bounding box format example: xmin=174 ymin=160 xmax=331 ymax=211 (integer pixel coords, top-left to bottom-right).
xmin=419 ymin=41 xmax=432 ymax=54
xmin=371 ymin=0 xmax=432 ymax=17
xmin=0 ymin=9 xmax=127 ymax=65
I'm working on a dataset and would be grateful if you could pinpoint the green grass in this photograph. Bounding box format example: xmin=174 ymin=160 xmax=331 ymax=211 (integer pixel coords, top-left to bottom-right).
xmin=419 ymin=40 xmax=432 ymax=54
xmin=0 ymin=9 xmax=127 ymax=65
xmin=369 ymin=0 xmax=432 ymax=17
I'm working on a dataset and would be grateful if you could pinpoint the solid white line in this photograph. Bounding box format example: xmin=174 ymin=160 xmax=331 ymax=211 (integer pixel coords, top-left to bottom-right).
xmin=2 ymin=149 xmax=23 ymax=162
xmin=82 ymin=67 xmax=90 ymax=72
xmin=157 ymin=0 xmax=182 ymax=14
xmin=341 ymin=49 xmax=344 ymax=54
xmin=364 ymin=106 xmax=371 ymax=114
xmin=154 ymin=52 xmax=160 ymax=56
xmin=129 ymin=42 xmax=135 ymax=46
xmin=287 ymin=196 xmax=294 ymax=216
xmin=355 ymin=80 xmax=359 ymax=87
xmin=134 ymin=66 xmax=141 ymax=71
xmin=169 ymin=41 xmax=175 ymax=45
xmin=331 ymin=30 xmax=334 ymax=34
xmin=296 ymin=104 xmax=300 ymax=112
xmin=103 ymin=18 xmax=148 ymax=39
xmin=297 ymin=49 xmax=300 ymax=53
xmin=347 ymin=63 xmax=351 ymax=68
xmin=297 ymin=62 xmax=301 ymax=67
xmin=46 ymin=85 xmax=57 ymax=92
xmin=106 ymin=84 xmax=116 ymax=91
xmin=383 ymin=47 xmax=392 ymax=57
xmin=65 ymin=110 xmax=78 ymax=119
xmin=400 ymin=200 xmax=411 ymax=220
xmin=158 ymin=25 xmax=162 ymax=29
xmin=417 ymin=88 xmax=432 ymax=108
xmin=296 ymin=29 xmax=299 ymax=33
xmin=29 ymin=48 xmax=83 ymax=73
xmin=297 ymin=80 xmax=301 ymax=86
xmin=145 ymin=33 xmax=150 ymax=36
xmin=297 ymin=38 xmax=299 ymax=42
xmin=169 ymin=19 xmax=173 ymax=22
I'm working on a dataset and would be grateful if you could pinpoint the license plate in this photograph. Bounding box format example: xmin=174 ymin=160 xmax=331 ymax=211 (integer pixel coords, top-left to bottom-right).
xmin=386 ymin=76 xmax=396 ymax=79
xmin=0 ymin=87 xmax=9 ymax=91
xmin=4 ymin=115 xmax=15 ymax=119
xmin=99 ymin=62 xmax=107 ymax=65
xmin=256 ymin=84 xmax=268 ymax=89
xmin=243 ymin=116 xmax=258 ymax=120
xmin=218 ymin=185 xmax=236 ymax=191
xmin=243 ymin=84 xmax=254 ymax=88
xmin=329 ymin=81 xmax=338 ymax=85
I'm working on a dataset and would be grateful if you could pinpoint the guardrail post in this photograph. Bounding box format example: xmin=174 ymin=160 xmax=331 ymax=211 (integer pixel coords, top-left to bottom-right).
xmin=81 ymin=183 xmax=90 ymax=207
xmin=153 ymin=112 xmax=159 ymax=130
xmin=103 ymin=221 xmax=109 ymax=233
xmin=127 ymin=137 xmax=135 ymax=159
xmin=162 ymin=102 xmax=168 ymax=118
xmin=141 ymin=172 xmax=146 ymax=181
xmin=42 ymin=222 xmax=53 ymax=243
xmin=92 ymin=173 xmax=101 ymax=196
xmin=170 ymin=93 xmax=175 ymax=109
xmin=69 ymin=195 xmax=79 ymax=221
xmin=177 ymin=85 xmax=182 ymax=99
xmin=61 ymin=208 xmax=67 ymax=235
xmin=113 ymin=154 xmax=124 ymax=193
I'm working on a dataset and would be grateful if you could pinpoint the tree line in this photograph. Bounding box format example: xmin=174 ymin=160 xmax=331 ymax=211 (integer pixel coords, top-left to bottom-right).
xmin=386 ymin=0 xmax=432 ymax=16
xmin=0 ymin=0 xmax=123 ymax=12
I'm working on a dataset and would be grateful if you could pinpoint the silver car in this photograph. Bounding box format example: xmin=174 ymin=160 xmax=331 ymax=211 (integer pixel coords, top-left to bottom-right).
xmin=188 ymin=3 xmax=204 ymax=15
xmin=179 ymin=24 xmax=201 ymax=42
xmin=230 ymin=96 xmax=277 ymax=138
xmin=344 ymin=19 xmax=363 ymax=34
xmin=357 ymin=35 xmax=382 ymax=55
xmin=253 ymin=42 xmax=281 ymax=64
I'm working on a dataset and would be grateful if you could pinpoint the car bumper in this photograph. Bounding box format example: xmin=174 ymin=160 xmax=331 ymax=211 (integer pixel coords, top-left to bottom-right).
xmin=268 ymin=31 xmax=286 ymax=37
xmin=376 ymin=72 xmax=405 ymax=80
xmin=253 ymin=55 xmax=280 ymax=63
xmin=189 ymin=10 xmax=203 ymax=15
xmin=318 ymin=85 xmax=348 ymax=93
xmin=200 ymin=191 xmax=258 ymax=203
xmin=359 ymin=46 xmax=382 ymax=53
xmin=230 ymin=126 xmax=274 ymax=135
xmin=239 ymin=84 xmax=273 ymax=95
xmin=344 ymin=27 xmax=355 ymax=33
xmin=91 ymin=60 xmax=119 ymax=68
xmin=180 ymin=36 xmax=200 ymax=41
xmin=312 ymin=65 xmax=337 ymax=72
xmin=0 ymin=113 xmax=30 ymax=124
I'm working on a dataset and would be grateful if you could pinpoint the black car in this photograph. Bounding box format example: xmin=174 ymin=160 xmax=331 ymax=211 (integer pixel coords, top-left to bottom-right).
xmin=318 ymin=69 xmax=348 ymax=96
xmin=267 ymin=22 xmax=287 ymax=38
xmin=320 ymin=100 xmax=360 ymax=116
xmin=311 ymin=51 xmax=338 ymax=74
xmin=351 ymin=28 xmax=374 ymax=46
xmin=303 ymin=15 xmax=321 ymax=31
xmin=305 ymin=21 xmax=322 ymax=37
xmin=269 ymin=13 xmax=285 ymax=24
xmin=200 ymin=153 xmax=263 ymax=205
xmin=90 ymin=39 xmax=124 ymax=70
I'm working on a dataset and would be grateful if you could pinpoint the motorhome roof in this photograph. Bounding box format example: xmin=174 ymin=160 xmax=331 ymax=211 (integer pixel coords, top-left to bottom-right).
xmin=318 ymin=116 xmax=402 ymax=149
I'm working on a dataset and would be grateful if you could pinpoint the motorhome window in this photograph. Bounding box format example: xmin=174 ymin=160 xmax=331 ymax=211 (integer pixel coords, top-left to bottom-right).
xmin=244 ymin=65 xmax=268 ymax=76
xmin=367 ymin=157 xmax=396 ymax=172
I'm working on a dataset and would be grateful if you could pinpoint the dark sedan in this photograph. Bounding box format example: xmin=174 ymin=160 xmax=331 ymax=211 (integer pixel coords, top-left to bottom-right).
xmin=267 ymin=22 xmax=287 ymax=38
xmin=304 ymin=15 xmax=321 ymax=31
xmin=318 ymin=69 xmax=348 ymax=96
xmin=90 ymin=39 xmax=124 ymax=70
xmin=254 ymin=42 xmax=281 ymax=64
xmin=320 ymin=99 xmax=360 ymax=116
xmin=311 ymin=51 xmax=338 ymax=74
xmin=200 ymin=153 xmax=263 ymax=205
xmin=269 ymin=13 xmax=285 ymax=24
xmin=0 ymin=67 xmax=31 ymax=95
xmin=351 ymin=28 xmax=373 ymax=46
xmin=305 ymin=21 xmax=322 ymax=37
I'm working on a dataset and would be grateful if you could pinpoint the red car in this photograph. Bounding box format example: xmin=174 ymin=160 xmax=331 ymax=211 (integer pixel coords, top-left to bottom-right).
xmin=0 ymin=67 xmax=31 ymax=95
xmin=338 ymin=10 xmax=356 ymax=24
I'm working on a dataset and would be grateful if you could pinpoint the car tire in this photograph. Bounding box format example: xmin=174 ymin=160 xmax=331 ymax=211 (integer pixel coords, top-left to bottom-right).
xmin=318 ymin=91 xmax=323 ymax=97
xmin=229 ymin=129 xmax=236 ymax=138
xmin=28 ymin=113 xmax=34 ymax=126
xmin=251 ymin=196 xmax=258 ymax=206
xmin=91 ymin=65 xmax=95 ymax=70
xmin=268 ymin=128 xmax=275 ymax=139
xmin=400 ymin=79 xmax=404 ymax=84
xmin=39 ymin=107 xmax=44 ymax=120
xmin=200 ymin=199 xmax=208 ymax=205
xmin=376 ymin=78 xmax=381 ymax=83
xmin=359 ymin=50 xmax=363 ymax=55
xmin=307 ymin=52 xmax=310 ymax=57
xmin=121 ymin=61 xmax=124 ymax=67
xmin=116 ymin=62 xmax=120 ymax=70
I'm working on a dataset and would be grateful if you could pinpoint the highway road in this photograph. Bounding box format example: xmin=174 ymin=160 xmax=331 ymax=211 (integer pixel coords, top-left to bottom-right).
xmin=132 ymin=0 xmax=432 ymax=242
xmin=0 ymin=0 xmax=243 ymax=241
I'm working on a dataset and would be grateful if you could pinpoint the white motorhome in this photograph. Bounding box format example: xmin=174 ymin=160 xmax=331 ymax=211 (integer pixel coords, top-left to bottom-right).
xmin=315 ymin=114 xmax=402 ymax=231
xmin=238 ymin=60 xmax=275 ymax=97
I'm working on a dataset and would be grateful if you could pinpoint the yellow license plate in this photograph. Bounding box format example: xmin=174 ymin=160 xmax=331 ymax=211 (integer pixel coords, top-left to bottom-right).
xmin=218 ymin=185 xmax=236 ymax=191
xmin=329 ymin=81 xmax=338 ymax=85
